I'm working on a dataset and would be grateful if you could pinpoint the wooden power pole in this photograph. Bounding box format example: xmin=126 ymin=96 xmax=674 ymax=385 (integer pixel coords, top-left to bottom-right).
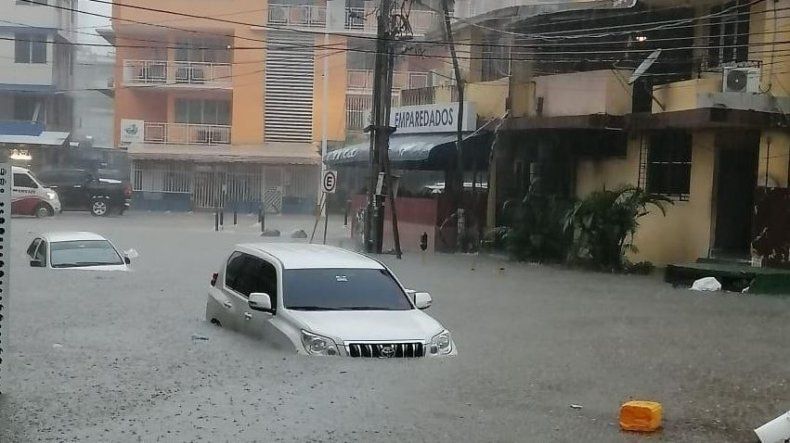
xmin=441 ymin=0 xmax=466 ymax=252
xmin=364 ymin=0 xmax=401 ymax=257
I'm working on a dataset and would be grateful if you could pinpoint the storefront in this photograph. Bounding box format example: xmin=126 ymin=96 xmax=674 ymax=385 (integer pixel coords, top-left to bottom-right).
xmin=325 ymin=102 xmax=492 ymax=252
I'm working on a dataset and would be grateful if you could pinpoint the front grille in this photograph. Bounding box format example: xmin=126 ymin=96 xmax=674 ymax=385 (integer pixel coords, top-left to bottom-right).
xmin=347 ymin=342 xmax=425 ymax=358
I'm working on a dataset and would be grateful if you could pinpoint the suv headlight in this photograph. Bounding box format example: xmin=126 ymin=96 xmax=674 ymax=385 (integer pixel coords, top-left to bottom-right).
xmin=430 ymin=330 xmax=452 ymax=355
xmin=301 ymin=330 xmax=339 ymax=356
xmin=47 ymin=191 xmax=57 ymax=200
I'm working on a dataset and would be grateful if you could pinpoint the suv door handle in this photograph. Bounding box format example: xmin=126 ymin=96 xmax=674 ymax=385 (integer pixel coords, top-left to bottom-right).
xmin=244 ymin=312 xmax=252 ymax=321
xmin=223 ymin=301 xmax=232 ymax=309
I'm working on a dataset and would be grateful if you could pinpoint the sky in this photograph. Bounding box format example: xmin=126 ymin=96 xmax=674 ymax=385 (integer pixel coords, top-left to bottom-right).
xmin=78 ymin=0 xmax=112 ymax=49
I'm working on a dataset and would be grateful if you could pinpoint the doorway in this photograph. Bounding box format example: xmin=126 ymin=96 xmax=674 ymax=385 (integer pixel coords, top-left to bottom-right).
xmin=713 ymin=131 xmax=760 ymax=257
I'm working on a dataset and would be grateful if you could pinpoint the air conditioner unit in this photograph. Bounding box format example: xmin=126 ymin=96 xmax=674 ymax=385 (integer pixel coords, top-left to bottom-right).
xmin=723 ymin=67 xmax=761 ymax=93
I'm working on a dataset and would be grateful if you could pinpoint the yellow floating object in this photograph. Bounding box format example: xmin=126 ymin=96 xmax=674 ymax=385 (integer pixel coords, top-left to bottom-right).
xmin=619 ymin=401 xmax=662 ymax=432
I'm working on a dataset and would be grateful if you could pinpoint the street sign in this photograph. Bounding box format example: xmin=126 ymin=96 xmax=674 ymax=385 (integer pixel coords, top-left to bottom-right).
xmin=322 ymin=170 xmax=338 ymax=194
xmin=0 ymin=162 xmax=9 ymax=393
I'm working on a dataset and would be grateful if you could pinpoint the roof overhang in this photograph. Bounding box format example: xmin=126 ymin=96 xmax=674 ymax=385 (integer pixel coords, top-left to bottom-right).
xmin=128 ymin=142 xmax=321 ymax=165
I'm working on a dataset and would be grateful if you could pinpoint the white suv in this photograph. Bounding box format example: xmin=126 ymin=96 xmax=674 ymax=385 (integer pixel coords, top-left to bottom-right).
xmin=205 ymin=243 xmax=456 ymax=358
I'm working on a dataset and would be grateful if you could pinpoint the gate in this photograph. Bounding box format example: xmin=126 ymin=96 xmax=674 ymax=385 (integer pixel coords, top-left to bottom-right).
xmin=263 ymin=167 xmax=283 ymax=213
xmin=193 ymin=168 xmax=226 ymax=210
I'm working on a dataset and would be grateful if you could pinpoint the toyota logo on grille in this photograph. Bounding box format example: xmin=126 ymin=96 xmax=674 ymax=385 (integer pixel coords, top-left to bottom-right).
xmin=379 ymin=345 xmax=396 ymax=358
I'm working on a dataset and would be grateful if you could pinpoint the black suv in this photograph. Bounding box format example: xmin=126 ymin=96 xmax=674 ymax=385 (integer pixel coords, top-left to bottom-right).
xmin=36 ymin=169 xmax=132 ymax=216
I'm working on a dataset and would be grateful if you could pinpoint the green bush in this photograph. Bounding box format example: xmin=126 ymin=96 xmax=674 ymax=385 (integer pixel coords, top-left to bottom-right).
xmin=503 ymin=191 xmax=572 ymax=263
xmin=564 ymin=186 xmax=672 ymax=272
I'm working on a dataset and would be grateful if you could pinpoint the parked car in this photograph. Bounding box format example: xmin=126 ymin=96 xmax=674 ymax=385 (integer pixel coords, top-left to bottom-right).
xmin=11 ymin=166 xmax=62 ymax=218
xmin=27 ymin=232 xmax=132 ymax=271
xmin=36 ymin=168 xmax=132 ymax=216
xmin=206 ymin=243 xmax=456 ymax=358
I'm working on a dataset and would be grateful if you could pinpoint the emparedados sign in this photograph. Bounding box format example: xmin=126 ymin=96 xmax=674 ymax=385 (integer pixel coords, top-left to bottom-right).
xmin=389 ymin=102 xmax=476 ymax=134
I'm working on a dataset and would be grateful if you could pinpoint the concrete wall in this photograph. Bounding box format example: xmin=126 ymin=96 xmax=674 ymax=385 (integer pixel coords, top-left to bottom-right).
xmin=0 ymin=31 xmax=54 ymax=86
xmin=576 ymin=132 xmax=717 ymax=265
xmin=1 ymin=0 xmax=58 ymax=28
xmin=465 ymin=79 xmax=509 ymax=120
xmin=653 ymin=76 xmax=721 ymax=113
xmin=533 ymin=70 xmax=632 ymax=117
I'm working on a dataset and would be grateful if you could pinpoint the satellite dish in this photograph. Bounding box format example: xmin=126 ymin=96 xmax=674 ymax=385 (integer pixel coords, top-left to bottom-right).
xmin=629 ymin=49 xmax=662 ymax=84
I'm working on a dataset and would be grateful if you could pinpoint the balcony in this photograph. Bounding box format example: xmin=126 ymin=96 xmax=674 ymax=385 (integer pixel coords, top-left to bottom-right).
xmin=266 ymin=3 xmax=437 ymax=35
xmin=347 ymin=69 xmax=430 ymax=91
xmin=123 ymin=60 xmax=232 ymax=89
xmin=143 ymin=122 xmax=231 ymax=145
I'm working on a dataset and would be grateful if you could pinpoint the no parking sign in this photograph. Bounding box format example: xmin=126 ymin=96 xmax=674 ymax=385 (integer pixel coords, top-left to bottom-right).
xmin=322 ymin=170 xmax=337 ymax=194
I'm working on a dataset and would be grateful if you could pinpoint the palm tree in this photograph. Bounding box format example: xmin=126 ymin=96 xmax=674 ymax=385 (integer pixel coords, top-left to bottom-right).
xmin=564 ymin=186 xmax=672 ymax=271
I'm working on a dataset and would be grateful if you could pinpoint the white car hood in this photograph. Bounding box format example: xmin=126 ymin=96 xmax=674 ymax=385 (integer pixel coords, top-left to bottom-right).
xmin=288 ymin=309 xmax=444 ymax=342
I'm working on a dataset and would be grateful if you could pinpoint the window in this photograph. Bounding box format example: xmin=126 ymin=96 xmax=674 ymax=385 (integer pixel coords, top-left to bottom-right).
xmin=175 ymin=99 xmax=231 ymax=125
xmin=283 ymin=268 xmax=413 ymax=311
xmin=646 ymin=131 xmax=692 ymax=200
xmin=224 ymin=252 xmax=278 ymax=305
xmin=13 ymin=96 xmax=39 ymax=121
xmin=708 ymin=0 xmax=750 ymax=67
xmin=49 ymin=240 xmax=124 ymax=268
xmin=480 ymin=42 xmax=509 ymax=82
xmin=27 ymin=239 xmax=42 ymax=258
xmin=35 ymin=241 xmax=47 ymax=265
xmin=15 ymin=33 xmax=47 ymax=64
xmin=13 ymin=173 xmax=39 ymax=189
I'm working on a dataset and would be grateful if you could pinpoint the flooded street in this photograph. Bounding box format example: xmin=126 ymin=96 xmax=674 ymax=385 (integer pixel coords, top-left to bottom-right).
xmin=0 ymin=212 xmax=787 ymax=442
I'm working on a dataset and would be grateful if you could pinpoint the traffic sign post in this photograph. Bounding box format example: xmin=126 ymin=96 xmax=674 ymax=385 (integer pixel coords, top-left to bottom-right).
xmin=322 ymin=170 xmax=337 ymax=194
xmin=312 ymin=170 xmax=338 ymax=244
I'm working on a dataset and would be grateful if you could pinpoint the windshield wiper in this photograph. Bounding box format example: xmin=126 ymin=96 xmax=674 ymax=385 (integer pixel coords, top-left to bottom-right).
xmin=288 ymin=306 xmax=342 ymax=311
xmin=337 ymin=307 xmax=397 ymax=311
xmin=54 ymin=262 xmax=117 ymax=268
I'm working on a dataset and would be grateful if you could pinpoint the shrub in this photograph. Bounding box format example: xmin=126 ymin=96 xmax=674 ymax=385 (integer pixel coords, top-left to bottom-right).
xmin=504 ymin=191 xmax=572 ymax=263
xmin=564 ymin=186 xmax=672 ymax=271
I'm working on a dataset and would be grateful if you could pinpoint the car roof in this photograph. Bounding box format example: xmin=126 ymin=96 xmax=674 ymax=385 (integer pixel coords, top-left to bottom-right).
xmin=236 ymin=243 xmax=384 ymax=270
xmin=40 ymin=232 xmax=109 ymax=243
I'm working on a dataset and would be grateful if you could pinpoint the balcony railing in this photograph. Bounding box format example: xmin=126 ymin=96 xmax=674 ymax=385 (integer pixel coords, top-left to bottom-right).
xmin=401 ymin=85 xmax=459 ymax=106
xmin=347 ymin=69 xmax=430 ymax=91
xmin=143 ymin=122 xmax=231 ymax=145
xmin=267 ymin=4 xmax=436 ymax=34
xmin=123 ymin=60 xmax=232 ymax=88
xmin=346 ymin=92 xmax=401 ymax=130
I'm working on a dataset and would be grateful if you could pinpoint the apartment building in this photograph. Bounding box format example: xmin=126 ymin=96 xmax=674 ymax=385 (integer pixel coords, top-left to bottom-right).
xmin=400 ymin=0 xmax=790 ymax=265
xmin=108 ymin=0 xmax=438 ymax=213
xmin=0 ymin=0 xmax=76 ymax=167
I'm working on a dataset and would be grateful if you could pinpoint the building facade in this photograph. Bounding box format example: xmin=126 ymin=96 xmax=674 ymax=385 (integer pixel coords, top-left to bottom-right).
xmin=0 ymin=0 xmax=76 ymax=142
xmin=109 ymin=0 xmax=439 ymax=213
xmin=405 ymin=0 xmax=790 ymax=265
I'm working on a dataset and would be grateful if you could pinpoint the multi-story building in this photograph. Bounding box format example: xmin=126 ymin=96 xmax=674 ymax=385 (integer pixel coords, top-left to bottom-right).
xmin=398 ymin=0 xmax=790 ymax=265
xmin=108 ymin=0 xmax=438 ymax=213
xmin=0 ymin=0 xmax=76 ymax=167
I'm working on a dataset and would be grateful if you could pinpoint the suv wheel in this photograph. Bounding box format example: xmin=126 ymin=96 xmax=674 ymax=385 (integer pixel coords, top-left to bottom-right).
xmin=34 ymin=203 xmax=54 ymax=218
xmin=91 ymin=199 xmax=109 ymax=217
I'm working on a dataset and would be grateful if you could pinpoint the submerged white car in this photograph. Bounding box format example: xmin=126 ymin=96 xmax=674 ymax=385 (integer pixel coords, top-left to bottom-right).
xmin=205 ymin=244 xmax=456 ymax=358
xmin=27 ymin=232 xmax=132 ymax=271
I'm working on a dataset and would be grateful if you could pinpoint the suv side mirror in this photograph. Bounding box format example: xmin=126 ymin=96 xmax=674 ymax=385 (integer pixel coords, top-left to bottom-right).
xmin=414 ymin=292 xmax=432 ymax=310
xmin=124 ymin=256 xmax=131 ymax=265
xmin=30 ymin=259 xmax=45 ymax=268
xmin=249 ymin=293 xmax=273 ymax=313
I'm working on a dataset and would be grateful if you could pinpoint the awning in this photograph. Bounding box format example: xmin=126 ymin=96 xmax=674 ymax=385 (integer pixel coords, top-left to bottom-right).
xmin=325 ymin=132 xmax=491 ymax=170
xmin=128 ymin=142 xmax=321 ymax=165
xmin=0 ymin=131 xmax=70 ymax=146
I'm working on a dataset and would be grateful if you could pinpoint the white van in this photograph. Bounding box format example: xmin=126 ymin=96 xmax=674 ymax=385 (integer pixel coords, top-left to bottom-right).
xmin=11 ymin=166 xmax=62 ymax=217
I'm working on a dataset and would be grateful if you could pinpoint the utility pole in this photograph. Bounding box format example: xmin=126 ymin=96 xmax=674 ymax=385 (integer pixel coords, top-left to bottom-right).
xmin=441 ymin=0 xmax=466 ymax=252
xmin=365 ymin=0 xmax=398 ymax=255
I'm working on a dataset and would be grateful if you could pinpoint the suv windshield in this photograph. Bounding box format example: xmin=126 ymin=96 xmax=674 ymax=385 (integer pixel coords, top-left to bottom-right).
xmin=50 ymin=240 xmax=124 ymax=268
xmin=284 ymin=268 xmax=413 ymax=311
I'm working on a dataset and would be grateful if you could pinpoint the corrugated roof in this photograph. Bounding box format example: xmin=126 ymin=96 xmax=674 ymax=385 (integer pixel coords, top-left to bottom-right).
xmin=128 ymin=142 xmax=321 ymax=165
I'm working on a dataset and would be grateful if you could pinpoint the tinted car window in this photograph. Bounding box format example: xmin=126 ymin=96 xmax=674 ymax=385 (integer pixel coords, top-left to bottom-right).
xmin=50 ymin=240 xmax=124 ymax=268
xmin=35 ymin=241 xmax=47 ymax=264
xmin=225 ymin=252 xmax=246 ymax=293
xmin=283 ymin=268 xmax=412 ymax=311
xmin=27 ymin=238 xmax=41 ymax=257
xmin=13 ymin=173 xmax=38 ymax=188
